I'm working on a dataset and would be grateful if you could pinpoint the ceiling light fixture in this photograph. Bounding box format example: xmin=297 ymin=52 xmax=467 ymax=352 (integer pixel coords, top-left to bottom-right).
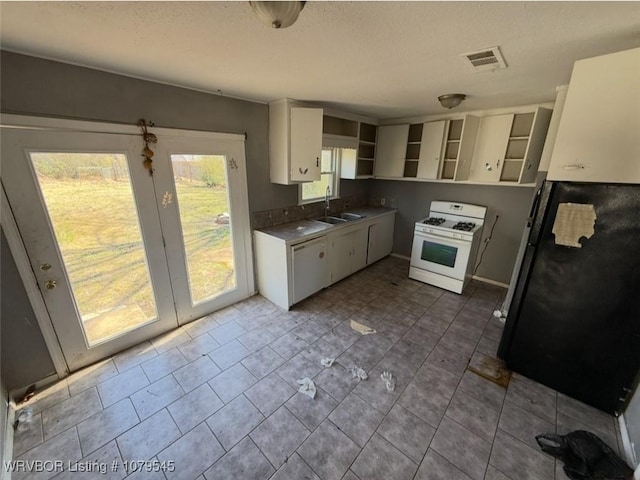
xmin=249 ymin=1 xmax=306 ymax=29
xmin=438 ymin=93 xmax=466 ymax=109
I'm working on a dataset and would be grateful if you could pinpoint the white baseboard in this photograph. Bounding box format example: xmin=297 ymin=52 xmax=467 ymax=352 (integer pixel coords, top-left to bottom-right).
xmin=471 ymin=275 xmax=509 ymax=289
xmin=618 ymin=414 xmax=639 ymax=474
xmin=390 ymin=253 xmax=410 ymax=261
xmin=2 ymin=401 xmax=15 ymax=480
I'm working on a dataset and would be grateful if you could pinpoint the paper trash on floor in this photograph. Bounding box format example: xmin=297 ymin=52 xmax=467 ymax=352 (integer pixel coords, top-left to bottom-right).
xmin=297 ymin=377 xmax=317 ymax=399
xmin=347 ymin=366 xmax=368 ymax=381
xmin=350 ymin=320 xmax=376 ymax=335
xmin=320 ymin=358 xmax=335 ymax=367
xmin=381 ymin=371 xmax=395 ymax=392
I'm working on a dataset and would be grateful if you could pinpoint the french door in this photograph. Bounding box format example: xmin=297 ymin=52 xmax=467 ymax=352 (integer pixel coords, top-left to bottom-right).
xmin=1 ymin=116 xmax=253 ymax=372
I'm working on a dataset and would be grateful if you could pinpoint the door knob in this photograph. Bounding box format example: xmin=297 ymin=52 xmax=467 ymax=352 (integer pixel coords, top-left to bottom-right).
xmin=45 ymin=280 xmax=57 ymax=290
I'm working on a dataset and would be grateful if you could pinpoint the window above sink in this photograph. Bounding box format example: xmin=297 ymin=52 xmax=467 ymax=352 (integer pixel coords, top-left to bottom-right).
xmin=299 ymin=147 xmax=345 ymax=205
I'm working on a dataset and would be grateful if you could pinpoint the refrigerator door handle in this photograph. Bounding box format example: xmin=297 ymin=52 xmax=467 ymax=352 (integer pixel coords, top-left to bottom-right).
xmin=528 ymin=181 xmax=555 ymax=245
xmin=527 ymin=188 xmax=543 ymax=227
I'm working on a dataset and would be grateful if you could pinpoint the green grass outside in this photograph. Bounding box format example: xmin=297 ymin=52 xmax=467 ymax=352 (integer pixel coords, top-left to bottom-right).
xmin=34 ymin=154 xmax=234 ymax=342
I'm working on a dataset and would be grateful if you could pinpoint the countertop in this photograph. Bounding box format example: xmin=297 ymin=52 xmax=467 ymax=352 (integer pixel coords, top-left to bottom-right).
xmin=254 ymin=206 xmax=396 ymax=244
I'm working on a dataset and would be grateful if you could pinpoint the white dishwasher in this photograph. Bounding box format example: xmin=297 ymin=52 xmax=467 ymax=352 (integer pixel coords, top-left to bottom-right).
xmin=291 ymin=236 xmax=328 ymax=304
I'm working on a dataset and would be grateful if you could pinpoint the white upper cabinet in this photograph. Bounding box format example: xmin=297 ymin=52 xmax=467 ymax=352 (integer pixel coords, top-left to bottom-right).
xmin=331 ymin=118 xmax=378 ymax=180
xmin=374 ymin=124 xmax=410 ymax=178
xmin=269 ymin=99 xmax=322 ymax=185
xmin=470 ymin=114 xmax=514 ymax=183
xmin=417 ymin=121 xmax=447 ymax=179
xmin=470 ymin=108 xmax=552 ymax=184
xmin=440 ymin=115 xmax=480 ymax=181
xmin=402 ymin=121 xmax=447 ymax=179
xmin=548 ymin=47 xmax=640 ymax=183
xmin=354 ymin=122 xmax=378 ymax=179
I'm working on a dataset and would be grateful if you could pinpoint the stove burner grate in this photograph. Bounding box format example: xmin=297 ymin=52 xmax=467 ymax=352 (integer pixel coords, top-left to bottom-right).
xmin=423 ymin=217 xmax=446 ymax=226
xmin=453 ymin=222 xmax=476 ymax=231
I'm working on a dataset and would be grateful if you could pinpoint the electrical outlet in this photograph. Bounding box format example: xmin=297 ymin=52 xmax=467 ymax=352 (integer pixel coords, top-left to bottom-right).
xmin=380 ymin=197 xmax=386 ymax=206
xmin=495 ymin=209 xmax=503 ymax=219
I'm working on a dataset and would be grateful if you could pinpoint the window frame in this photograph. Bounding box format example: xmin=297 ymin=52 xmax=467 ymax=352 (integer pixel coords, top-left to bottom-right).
xmin=298 ymin=147 xmax=341 ymax=205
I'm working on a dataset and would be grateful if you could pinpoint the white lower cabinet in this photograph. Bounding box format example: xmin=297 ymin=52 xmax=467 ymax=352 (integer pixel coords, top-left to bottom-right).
xmin=254 ymin=232 xmax=329 ymax=310
xmin=366 ymin=213 xmax=395 ymax=264
xmin=291 ymin=237 xmax=329 ymax=304
xmin=254 ymin=211 xmax=396 ymax=310
xmin=328 ymin=211 xmax=396 ymax=284
xmin=328 ymin=224 xmax=368 ymax=284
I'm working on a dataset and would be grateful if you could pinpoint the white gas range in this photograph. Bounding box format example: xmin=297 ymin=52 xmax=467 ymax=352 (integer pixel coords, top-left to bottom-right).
xmin=409 ymin=201 xmax=487 ymax=294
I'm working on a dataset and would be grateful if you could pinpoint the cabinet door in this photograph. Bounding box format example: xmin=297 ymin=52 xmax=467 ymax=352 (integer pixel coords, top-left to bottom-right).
xmin=548 ymin=47 xmax=640 ymax=183
xmin=374 ymin=124 xmax=409 ymax=178
xmin=329 ymin=231 xmax=353 ymax=284
xmin=417 ymin=121 xmax=446 ymax=179
xmin=290 ymin=107 xmax=322 ymax=182
xmin=291 ymin=238 xmax=328 ymax=304
xmin=367 ymin=214 xmax=395 ymax=264
xmin=351 ymin=226 xmax=368 ymax=273
xmin=471 ymin=114 xmax=513 ymax=182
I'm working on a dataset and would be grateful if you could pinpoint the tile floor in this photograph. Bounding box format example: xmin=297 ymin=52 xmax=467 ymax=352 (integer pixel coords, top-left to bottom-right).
xmin=11 ymin=256 xmax=622 ymax=480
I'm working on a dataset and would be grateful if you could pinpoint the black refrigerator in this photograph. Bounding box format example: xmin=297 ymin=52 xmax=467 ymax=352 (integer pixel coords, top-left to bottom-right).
xmin=498 ymin=181 xmax=640 ymax=415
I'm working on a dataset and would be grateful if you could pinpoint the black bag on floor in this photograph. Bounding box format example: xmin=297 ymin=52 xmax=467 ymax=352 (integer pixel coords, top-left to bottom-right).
xmin=535 ymin=430 xmax=633 ymax=480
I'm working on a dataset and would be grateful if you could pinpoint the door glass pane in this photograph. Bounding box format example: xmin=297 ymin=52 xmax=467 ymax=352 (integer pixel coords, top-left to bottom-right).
xmin=30 ymin=153 xmax=158 ymax=345
xmin=171 ymin=154 xmax=236 ymax=305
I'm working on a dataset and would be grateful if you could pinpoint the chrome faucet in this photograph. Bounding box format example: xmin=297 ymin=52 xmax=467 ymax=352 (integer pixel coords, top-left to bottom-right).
xmin=325 ymin=186 xmax=331 ymax=218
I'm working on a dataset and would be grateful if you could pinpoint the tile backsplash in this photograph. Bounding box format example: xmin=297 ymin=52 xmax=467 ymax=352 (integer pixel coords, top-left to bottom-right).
xmin=252 ymin=195 xmax=370 ymax=230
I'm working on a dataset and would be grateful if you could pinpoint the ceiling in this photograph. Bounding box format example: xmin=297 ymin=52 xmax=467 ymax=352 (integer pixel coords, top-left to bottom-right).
xmin=1 ymin=1 xmax=640 ymax=120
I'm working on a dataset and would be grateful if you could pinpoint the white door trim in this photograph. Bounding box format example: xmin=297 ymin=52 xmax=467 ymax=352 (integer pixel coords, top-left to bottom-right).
xmin=0 ymin=114 xmax=245 ymax=142
xmin=151 ymin=134 xmax=256 ymax=324
xmin=1 ymin=185 xmax=69 ymax=378
xmin=1 ymin=114 xmax=255 ymax=372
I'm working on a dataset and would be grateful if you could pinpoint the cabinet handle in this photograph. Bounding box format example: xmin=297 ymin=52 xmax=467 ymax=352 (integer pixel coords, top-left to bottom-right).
xmin=485 ymin=162 xmax=493 ymax=171
xmin=497 ymin=159 xmax=501 ymax=169
xmin=562 ymin=164 xmax=586 ymax=170
xmin=316 ymin=157 xmax=319 ymax=167
xmin=299 ymin=167 xmax=308 ymax=175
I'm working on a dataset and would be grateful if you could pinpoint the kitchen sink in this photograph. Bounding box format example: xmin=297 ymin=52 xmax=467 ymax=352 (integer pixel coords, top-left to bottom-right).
xmin=334 ymin=212 xmax=365 ymax=220
xmin=315 ymin=216 xmax=348 ymax=225
xmin=315 ymin=212 xmax=365 ymax=225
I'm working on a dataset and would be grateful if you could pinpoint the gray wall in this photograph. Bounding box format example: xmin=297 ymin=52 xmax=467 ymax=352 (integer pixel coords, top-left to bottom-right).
xmin=1 ymin=230 xmax=56 ymax=390
xmin=369 ymin=179 xmax=537 ymax=284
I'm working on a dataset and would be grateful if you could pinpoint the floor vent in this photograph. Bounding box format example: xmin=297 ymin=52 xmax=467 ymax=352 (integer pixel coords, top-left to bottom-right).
xmin=461 ymin=46 xmax=507 ymax=72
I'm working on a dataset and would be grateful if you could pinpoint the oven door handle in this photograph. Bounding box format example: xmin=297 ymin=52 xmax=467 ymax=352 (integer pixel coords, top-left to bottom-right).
xmin=414 ymin=231 xmax=470 ymax=246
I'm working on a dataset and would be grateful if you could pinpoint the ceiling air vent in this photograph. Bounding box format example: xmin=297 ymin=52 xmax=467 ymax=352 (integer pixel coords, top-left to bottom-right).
xmin=461 ymin=46 xmax=507 ymax=72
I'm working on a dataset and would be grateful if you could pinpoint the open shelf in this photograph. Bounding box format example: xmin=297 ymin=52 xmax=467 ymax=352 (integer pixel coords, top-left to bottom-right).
xmin=403 ymin=160 xmax=419 ymax=178
xmin=358 ymin=143 xmax=375 ymax=160
xmin=500 ymin=159 xmax=524 ymax=182
xmin=359 ymin=122 xmax=377 ymax=143
xmin=356 ymin=159 xmax=374 ymax=177
xmin=442 ymin=160 xmax=456 ymax=180
xmin=405 ymin=143 xmax=421 ymax=160
xmin=323 ymin=115 xmax=358 ymax=137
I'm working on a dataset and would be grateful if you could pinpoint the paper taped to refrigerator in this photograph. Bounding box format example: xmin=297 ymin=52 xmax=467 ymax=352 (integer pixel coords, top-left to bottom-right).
xmin=552 ymin=203 xmax=596 ymax=248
